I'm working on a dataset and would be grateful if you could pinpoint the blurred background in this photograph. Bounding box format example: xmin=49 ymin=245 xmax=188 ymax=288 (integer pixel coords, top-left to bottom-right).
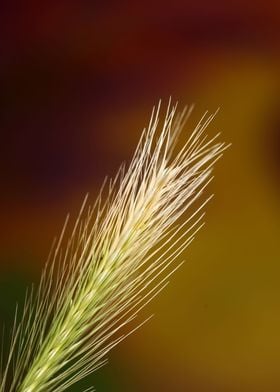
xmin=1 ymin=1 xmax=280 ymax=391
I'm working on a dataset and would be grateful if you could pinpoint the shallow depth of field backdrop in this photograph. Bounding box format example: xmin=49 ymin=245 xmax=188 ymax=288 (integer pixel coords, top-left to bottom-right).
xmin=1 ymin=2 xmax=280 ymax=391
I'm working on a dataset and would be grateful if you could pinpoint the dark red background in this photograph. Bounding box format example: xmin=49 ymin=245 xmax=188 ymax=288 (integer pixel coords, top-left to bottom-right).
xmin=1 ymin=2 xmax=280 ymax=391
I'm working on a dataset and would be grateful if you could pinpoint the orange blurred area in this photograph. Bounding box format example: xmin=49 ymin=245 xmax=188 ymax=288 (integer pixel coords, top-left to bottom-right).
xmin=1 ymin=2 xmax=280 ymax=391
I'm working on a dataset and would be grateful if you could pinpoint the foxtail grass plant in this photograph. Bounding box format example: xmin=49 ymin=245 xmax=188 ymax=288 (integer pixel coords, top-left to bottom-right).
xmin=0 ymin=101 xmax=228 ymax=391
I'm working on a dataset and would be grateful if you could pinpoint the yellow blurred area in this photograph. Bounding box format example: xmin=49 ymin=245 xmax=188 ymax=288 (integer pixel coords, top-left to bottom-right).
xmin=110 ymin=58 xmax=280 ymax=391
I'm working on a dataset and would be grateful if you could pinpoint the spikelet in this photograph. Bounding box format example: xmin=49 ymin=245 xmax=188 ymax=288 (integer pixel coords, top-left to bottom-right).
xmin=0 ymin=101 xmax=227 ymax=391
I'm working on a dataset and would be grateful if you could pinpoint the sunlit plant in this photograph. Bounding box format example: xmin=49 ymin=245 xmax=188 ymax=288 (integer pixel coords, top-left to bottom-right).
xmin=0 ymin=101 xmax=227 ymax=391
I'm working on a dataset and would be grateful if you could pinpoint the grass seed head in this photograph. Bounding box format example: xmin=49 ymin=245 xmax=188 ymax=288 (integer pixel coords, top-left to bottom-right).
xmin=0 ymin=101 xmax=228 ymax=392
